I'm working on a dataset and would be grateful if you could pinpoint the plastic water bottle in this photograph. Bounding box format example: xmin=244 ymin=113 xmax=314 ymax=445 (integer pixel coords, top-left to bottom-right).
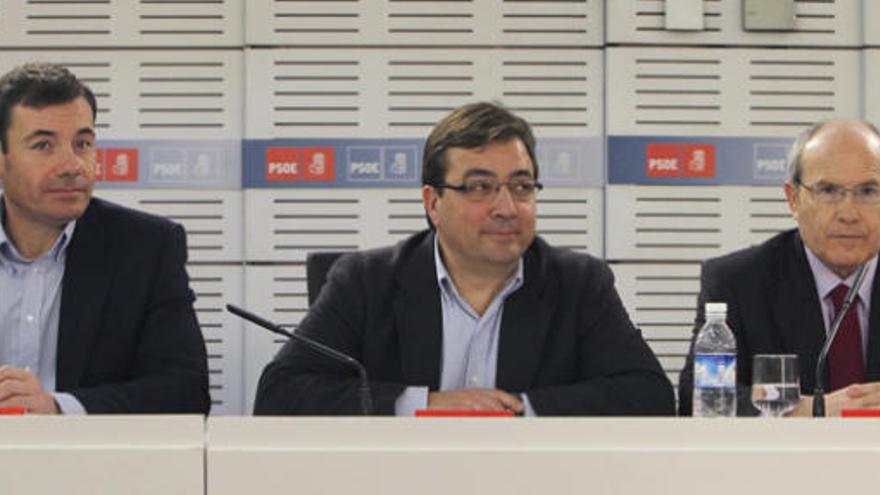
xmin=692 ymin=302 xmax=737 ymax=417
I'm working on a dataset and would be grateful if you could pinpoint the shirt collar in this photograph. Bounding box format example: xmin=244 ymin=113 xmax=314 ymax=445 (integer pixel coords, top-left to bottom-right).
xmin=804 ymin=243 xmax=876 ymax=302
xmin=0 ymin=198 xmax=77 ymax=264
xmin=433 ymin=232 xmax=524 ymax=300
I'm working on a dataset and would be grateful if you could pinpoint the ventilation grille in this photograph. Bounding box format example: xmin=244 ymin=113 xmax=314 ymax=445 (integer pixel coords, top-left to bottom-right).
xmin=246 ymin=0 xmax=601 ymax=46
xmin=612 ymin=262 xmax=702 ymax=387
xmin=245 ymin=189 xmax=364 ymax=262
xmin=0 ymin=0 xmax=242 ymax=47
xmin=0 ymin=50 xmax=242 ymax=140
xmin=605 ymin=185 xmax=795 ymax=261
xmin=137 ymin=58 xmax=237 ymax=133
xmin=94 ymin=189 xmax=243 ymax=262
xmin=246 ymin=188 xmax=602 ymax=261
xmin=189 ymin=265 xmax=244 ymax=415
xmin=499 ymin=0 xmax=599 ymax=45
xmin=607 ymin=47 xmax=859 ymax=136
xmin=385 ymin=0 xmax=478 ymax=41
xmin=748 ymin=55 xmax=842 ymax=129
xmin=244 ymin=264 xmax=307 ymax=412
xmin=607 ymin=0 xmax=858 ymax=46
xmin=137 ymin=0 xmax=231 ymax=39
xmin=628 ymin=54 xmax=723 ymax=129
xmin=536 ymin=188 xmax=603 ymax=256
xmin=745 ymin=188 xmax=794 ymax=245
xmin=385 ymin=56 xmax=476 ymax=132
xmin=20 ymin=1 xmax=114 ymax=40
xmin=500 ymin=52 xmax=598 ymax=135
xmin=247 ymin=48 xmax=602 ymax=139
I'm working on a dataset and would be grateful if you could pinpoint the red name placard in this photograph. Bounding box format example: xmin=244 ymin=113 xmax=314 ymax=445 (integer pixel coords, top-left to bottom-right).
xmin=415 ymin=409 xmax=514 ymax=417
xmin=841 ymin=409 xmax=880 ymax=418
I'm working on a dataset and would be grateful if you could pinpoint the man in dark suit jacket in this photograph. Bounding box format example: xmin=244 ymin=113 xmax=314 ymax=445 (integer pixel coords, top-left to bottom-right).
xmin=0 ymin=62 xmax=209 ymax=414
xmin=680 ymin=119 xmax=880 ymax=416
xmin=53 ymin=197 xmax=211 ymax=413
xmin=255 ymin=102 xmax=674 ymax=415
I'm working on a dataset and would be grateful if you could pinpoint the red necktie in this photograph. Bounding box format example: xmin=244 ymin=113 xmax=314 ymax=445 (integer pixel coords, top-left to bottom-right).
xmin=828 ymin=284 xmax=866 ymax=391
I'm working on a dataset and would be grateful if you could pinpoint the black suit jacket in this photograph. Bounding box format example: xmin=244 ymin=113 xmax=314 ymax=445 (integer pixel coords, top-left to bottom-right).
xmin=54 ymin=197 xmax=210 ymax=413
xmin=255 ymin=230 xmax=674 ymax=416
xmin=679 ymin=229 xmax=880 ymax=415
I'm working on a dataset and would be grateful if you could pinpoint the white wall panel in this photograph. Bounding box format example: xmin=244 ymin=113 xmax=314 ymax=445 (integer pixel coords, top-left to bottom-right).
xmin=189 ymin=265 xmax=244 ymax=415
xmin=245 ymin=188 xmax=602 ymax=262
xmin=866 ymin=0 xmax=880 ymax=46
xmin=607 ymin=0 xmax=860 ymax=46
xmin=246 ymin=48 xmax=602 ymax=139
xmin=0 ymin=0 xmax=243 ymax=47
xmin=605 ymin=185 xmax=794 ymax=261
xmin=246 ymin=0 xmax=602 ymax=47
xmin=607 ymin=47 xmax=861 ymax=137
xmin=94 ymin=190 xmax=243 ymax=262
xmin=243 ymin=264 xmax=305 ymax=414
xmin=867 ymin=50 xmax=880 ymax=125
xmin=0 ymin=50 xmax=243 ymax=140
xmin=612 ymin=262 xmax=702 ymax=387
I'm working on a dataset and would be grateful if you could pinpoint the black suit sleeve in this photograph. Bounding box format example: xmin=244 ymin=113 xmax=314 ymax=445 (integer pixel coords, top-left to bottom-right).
xmin=254 ymin=253 xmax=407 ymax=415
xmin=678 ymin=258 xmax=758 ymax=416
xmin=71 ymin=223 xmax=210 ymax=414
xmin=525 ymin=263 xmax=675 ymax=416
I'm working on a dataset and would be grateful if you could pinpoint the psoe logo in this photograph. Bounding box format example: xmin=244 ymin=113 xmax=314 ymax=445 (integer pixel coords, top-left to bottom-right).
xmin=753 ymin=143 xmax=789 ymax=180
xmin=646 ymin=143 xmax=681 ymax=177
xmin=301 ymin=147 xmax=336 ymax=181
xmin=266 ymin=147 xmax=300 ymax=181
xmin=104 ymin=148 xmax=139 ymax=182
xmin=682 ymin=144 xmax=716 ymax=178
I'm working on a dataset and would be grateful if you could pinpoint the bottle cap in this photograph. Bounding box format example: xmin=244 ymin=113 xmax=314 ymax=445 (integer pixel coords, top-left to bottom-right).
xmin=705 ymin=302 xmax=727 ymax=316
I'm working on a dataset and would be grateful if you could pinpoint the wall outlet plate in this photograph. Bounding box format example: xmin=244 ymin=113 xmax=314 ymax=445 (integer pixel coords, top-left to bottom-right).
xmin=743 ymin=0 xmax=796 ymax=31
xmin=666 ymin=0 xmax=704 ymax=31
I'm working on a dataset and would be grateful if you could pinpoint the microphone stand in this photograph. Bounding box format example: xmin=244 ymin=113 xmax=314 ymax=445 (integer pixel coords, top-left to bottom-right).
xmin=226 ymin=304 xmax=373 ymax=415
xmin=812 ymin=263 xmax=869 ymax=417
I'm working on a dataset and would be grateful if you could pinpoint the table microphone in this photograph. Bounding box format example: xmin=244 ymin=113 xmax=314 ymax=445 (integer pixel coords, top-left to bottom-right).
xmin=226 ymin=303 xmax=373 ymax=415
xmin=812 ymin=263 xmax=869 ymax=417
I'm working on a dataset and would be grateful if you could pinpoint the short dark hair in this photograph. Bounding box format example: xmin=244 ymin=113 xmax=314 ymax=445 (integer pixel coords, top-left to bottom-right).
xmin=422 ymin=101 xmax=538 ymax=189
xmin=0 ymin=62 xmax=97 ymax=154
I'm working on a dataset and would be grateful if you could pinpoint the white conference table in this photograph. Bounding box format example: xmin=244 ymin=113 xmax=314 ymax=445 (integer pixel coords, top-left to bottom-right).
xmin=3 ymin=415 xmax=879 ymax=494
xmin=207 ymin=416 xmax=880 ymax=495
xmin=0 ymin=415 xmax=203 ymax=495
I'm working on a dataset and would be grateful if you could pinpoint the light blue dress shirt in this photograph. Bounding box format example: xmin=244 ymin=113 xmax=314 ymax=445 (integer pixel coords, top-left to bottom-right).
xmin=803 ymin=245 xmax=876 ymax=358
xmin=0 ymin=217 xmax=85 ymax=414
xmin=394 ymin=235 xmax=536 ymax=416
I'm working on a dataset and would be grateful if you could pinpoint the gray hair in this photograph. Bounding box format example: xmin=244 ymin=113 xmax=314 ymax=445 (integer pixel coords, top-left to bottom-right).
xmin=786 ymin=119 xmax=880 ymax=184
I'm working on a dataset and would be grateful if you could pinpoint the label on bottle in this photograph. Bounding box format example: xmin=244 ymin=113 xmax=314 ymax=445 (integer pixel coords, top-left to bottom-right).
xmin=693 ymin=353 xmax=736 ymax=388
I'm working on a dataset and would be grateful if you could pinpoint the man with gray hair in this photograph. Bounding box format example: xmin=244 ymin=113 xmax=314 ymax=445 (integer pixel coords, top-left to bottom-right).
xmin=679 ymin=119 xmax=880 ymax=416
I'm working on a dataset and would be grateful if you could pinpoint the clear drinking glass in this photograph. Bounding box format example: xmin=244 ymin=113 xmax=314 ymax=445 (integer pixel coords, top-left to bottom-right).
xmin=751 ymin=354 xmax=800 ymax=417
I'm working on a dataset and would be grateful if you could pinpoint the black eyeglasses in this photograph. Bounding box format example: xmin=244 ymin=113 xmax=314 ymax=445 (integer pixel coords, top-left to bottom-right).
xmin=433 ymin=177 xmax=543 ymax=203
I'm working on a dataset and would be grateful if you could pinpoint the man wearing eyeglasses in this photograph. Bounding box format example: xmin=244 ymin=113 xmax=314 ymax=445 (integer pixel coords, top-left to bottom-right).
xmin=679 ymin=119 xmax=880 ymax=416
xmin=255 ymin=102 xmax=674 ymax=416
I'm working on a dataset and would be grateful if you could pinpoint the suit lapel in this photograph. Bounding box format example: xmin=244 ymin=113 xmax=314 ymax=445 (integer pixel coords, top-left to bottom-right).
xmin=496 ymin=242 xmax=554 ymax=393
xmin=56 ymin=201 xmax=111 ymax=390
xmin=393 ymin=233 xmax=443 ymax=390
xmin=770 ymin=234 xmax=826 ymax=390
